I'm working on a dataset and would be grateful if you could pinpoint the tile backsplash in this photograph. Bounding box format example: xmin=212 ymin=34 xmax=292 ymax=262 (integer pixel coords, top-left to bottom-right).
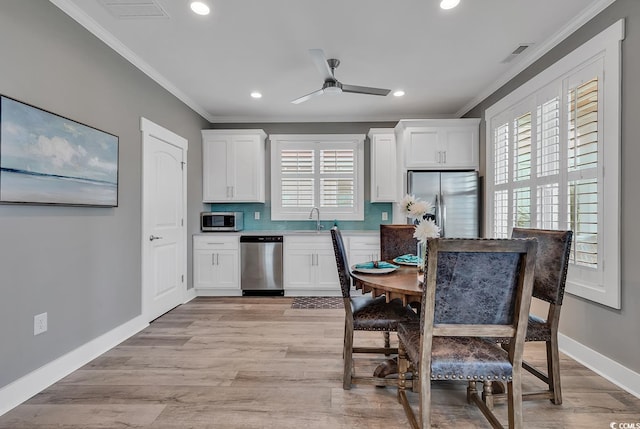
xmin=208 ymin=201 xmax=393 ymax=231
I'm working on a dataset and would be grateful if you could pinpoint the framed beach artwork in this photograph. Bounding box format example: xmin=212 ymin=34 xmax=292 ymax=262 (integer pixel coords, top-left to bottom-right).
xmin=0 ymin=95 xmax=119 ymax=207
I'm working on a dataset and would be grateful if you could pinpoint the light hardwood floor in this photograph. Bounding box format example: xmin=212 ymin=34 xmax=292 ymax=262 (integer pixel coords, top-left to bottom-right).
xmin=1 ymin=297 xmax=638 ymax=428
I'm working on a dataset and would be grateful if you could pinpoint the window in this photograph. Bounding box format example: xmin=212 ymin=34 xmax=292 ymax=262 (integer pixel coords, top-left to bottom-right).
xmin=485 ymin=20 xmax=623 ymax=309
xmin=270 ymin=134 xmax=365 ymax=221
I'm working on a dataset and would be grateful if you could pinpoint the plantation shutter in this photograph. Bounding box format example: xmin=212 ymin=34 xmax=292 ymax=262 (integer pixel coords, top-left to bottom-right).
xmin=484 ymin=20 xmax=622 ymax=308
xmin=567 ymin=78 xmax=599 ymax=269
xmin=492 ymin=122 xmax=509 ymax=238
xmin=536 ymin=96 xmax=561 ymax=229
xmin=513 ymin=113 xmax=532 ymax=182
xmin=271 ymin=134 xmax=365 ymax=221
xmin=320 ymin=149 xmax=355 ymax=208
xmin=281 ymin=149 xmax=314 ymax=208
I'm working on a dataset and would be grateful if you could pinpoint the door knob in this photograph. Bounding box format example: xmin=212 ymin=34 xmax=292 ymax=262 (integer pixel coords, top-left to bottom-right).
xmin=149 ymin=235 xmax=163 ymax=241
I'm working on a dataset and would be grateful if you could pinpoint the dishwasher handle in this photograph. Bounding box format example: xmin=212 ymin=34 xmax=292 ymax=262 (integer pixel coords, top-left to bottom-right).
xmin=240 ymin=235 xmax=283 ymax=243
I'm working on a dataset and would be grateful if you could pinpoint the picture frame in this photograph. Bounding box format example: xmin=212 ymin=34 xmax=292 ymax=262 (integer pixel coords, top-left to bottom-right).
xmin=0 ymin=95 xmax=119 ymax=207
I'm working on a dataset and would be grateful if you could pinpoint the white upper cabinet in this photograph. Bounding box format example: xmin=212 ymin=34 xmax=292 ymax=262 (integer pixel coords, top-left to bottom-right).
xmin=395 ymin=119 xmax=480 ymax=170
xmin=368 ymin=128 xmax=397 ymax=202
xmin=202 ymin=129 xmax=267 ymax=202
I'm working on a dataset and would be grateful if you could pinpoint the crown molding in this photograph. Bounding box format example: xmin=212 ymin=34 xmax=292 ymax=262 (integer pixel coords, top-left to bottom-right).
xmin=49 ymin=0 xmax=213 ymax=122
xmin=455 ymin=0 xmax=618 ymax=118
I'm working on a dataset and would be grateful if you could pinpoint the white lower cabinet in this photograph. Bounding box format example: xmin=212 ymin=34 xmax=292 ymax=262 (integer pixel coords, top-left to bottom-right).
xmin=284 ymin=234 xmax=340 ymax=296
xmin=348 ymin=235 xmax=381 ymax=265
xmin=193 ymin=235 xmax=241 ymax=296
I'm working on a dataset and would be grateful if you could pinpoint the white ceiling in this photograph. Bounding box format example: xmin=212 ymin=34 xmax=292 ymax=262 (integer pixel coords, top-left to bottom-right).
xmin=50 ymin=0 xmax=614 ymax=123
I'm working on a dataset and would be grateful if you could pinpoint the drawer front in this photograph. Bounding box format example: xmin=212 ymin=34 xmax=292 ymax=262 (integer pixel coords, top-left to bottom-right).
xmin=348 ymin=236 xmax=380 ymax=250
xmin=193 ymin=235 xmax=239 ymax=250
xmin=284 ymin=234 xmax=333 ymax=250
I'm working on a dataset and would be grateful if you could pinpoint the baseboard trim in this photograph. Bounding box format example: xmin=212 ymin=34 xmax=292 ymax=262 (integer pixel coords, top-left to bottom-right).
xmin=284 ymin=290 xmax=342 ymax=297
xmin=559 ymin=333 xmax=640 ymax=398
xmin=183 ymin=287 xmax=197 ymax=303
xmin=0 ymin=315 xmax=148 ymax=417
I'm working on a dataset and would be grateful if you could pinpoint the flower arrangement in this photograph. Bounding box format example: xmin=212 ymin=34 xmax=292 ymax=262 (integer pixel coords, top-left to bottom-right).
xmin=399 ymin=194 xmax=440 ymax=272
xmin=413 ymin=217 xmax=440 ymax=244
xmin=399 ymin=194 xmax=433 ymax=221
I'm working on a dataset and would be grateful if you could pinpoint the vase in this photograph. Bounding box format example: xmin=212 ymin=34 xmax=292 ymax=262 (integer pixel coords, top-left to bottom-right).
xmin=417 ymin=241 xmax=428 ymax=274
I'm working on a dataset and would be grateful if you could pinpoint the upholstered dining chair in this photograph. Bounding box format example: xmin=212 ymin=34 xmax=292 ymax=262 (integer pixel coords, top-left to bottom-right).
xmin=485 ymin=228 xmax=572 ymax=407
xmin=330 ymin=226 xmax=419 ymax=389
xmin=380 ymin=224 xmax=418 ymax=261
xmin=396 ymin=237 xmax=537 ymax=429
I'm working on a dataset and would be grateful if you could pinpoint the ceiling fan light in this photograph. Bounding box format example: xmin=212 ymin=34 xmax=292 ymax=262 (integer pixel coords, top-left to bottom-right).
xmin=324 ymin=86 xmax=341 ymax=95
xmin=393 ymin=90 xmax=405 ymax=97
xmin=190 ymin=1 xmax=210 ymax=15
xmin=440 ymin=0 xmax=460 ymax=10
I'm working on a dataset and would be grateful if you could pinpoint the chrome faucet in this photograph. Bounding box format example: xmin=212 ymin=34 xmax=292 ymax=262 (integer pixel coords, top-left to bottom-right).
xmin=308 ymin=207 xmax=323 ymax=231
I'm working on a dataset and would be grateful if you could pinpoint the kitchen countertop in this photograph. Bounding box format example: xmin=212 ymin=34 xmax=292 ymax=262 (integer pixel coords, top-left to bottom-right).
xmin=193 ymin=229 xmax=378 ymax=237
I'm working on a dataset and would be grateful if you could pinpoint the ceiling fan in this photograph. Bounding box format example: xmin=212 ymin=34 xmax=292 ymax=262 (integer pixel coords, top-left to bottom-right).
xmin=291 ymin=49 xmax=391 ymax=104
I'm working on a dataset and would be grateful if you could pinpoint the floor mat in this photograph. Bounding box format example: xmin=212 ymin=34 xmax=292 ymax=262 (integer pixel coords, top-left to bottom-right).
xmin=291 ymin=296 xmax=343 ymax=309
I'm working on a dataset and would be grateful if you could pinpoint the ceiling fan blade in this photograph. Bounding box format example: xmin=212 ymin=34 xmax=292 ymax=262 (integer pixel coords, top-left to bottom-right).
xmin=308 ymin=49 xmax=334 ymax=81
xmin=341 ymin=84 xmax=391 ymax=96
xmin=291 ymin=88 xmax=325 ymax=104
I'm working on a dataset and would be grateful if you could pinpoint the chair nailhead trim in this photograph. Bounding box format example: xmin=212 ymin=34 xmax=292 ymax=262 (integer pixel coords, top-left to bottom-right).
xmin=432 ymin=374 xmax=511 ymax=380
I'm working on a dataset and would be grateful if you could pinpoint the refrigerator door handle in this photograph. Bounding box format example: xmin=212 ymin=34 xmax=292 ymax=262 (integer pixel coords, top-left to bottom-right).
xmin=440 ymin=192 xmax=446 ymax=237
xmin=435 ymin=193 xmax=441 ymax=232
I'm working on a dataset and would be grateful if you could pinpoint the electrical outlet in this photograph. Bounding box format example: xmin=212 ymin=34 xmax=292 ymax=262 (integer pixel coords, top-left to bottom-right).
xmin=254 ymin=211 xmax=260 ymax=220
xmin=381 ymin=212 xmax=388 ymax=221
xmin=34 ymin=312 xmax=47 ymax=336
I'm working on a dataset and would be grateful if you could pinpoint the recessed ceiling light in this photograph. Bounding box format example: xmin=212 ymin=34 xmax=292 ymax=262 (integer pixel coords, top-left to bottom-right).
xmin=250 ymin=92 xmax=262 ymax=99
xmin=440 ymin=0 xmax=460 ymax=10
xmin=393 ymin=90 xmax=406 ymax=97
xmin=190 ymin=1 xmax=210 ymax=15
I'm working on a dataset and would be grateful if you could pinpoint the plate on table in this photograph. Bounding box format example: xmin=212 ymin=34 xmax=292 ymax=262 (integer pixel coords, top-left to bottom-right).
xmin=351 ymin=264 xmax=398 ymax=274
xmin=393 ymin=256 xmax=421 ymax=266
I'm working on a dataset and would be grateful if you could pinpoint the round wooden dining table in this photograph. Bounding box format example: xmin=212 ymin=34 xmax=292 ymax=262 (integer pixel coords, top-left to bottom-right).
xmin=350 ymin=264 xmax=423 ymax=306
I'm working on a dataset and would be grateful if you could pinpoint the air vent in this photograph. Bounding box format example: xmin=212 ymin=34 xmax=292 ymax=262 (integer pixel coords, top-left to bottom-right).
xmin=98 ymin=0 xmax=169 ymax=19
xmin=501 ymin=43 xmax=533 ymax=63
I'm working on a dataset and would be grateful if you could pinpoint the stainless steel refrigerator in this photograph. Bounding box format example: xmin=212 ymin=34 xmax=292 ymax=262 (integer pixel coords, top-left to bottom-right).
xmin=407 ymin=170 xmax=479 ymax=238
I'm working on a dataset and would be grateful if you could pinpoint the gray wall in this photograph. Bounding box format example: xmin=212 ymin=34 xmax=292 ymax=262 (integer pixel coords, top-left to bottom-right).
xmin=464 ymin=0 xmax=640 ymax=373
xmin=0 ymin=1 xmax=208 ymax=388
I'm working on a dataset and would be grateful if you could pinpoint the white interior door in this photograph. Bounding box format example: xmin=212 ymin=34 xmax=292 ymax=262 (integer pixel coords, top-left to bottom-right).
xmin=141 ymin=118 xmax=188 ymax=322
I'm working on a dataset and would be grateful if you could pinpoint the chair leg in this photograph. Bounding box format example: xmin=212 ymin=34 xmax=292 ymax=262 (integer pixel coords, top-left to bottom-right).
xmin=397 ymin=340 xmax=408 ymax=403
xmin=481 ymin=380 xmax=494 ymax=409
xmin=397 ymin=340 xmax=420 ymax=429
xmin=547 ymin=338 xmax=563 ymax=405
xmin=418 ymin=362 xmax=432 ymax=429
xmin=508 ymin=374 xmax=524 ymax=429
xmin=343 ymin=320 xmax=354 ymax=390
xmin=467 ymin=381 xmax=478 ymax=404
xmin=383 ymin=331 xmax=391 ymax=356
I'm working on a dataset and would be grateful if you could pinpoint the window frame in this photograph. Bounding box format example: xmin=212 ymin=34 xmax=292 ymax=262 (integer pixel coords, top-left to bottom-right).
xmin=270 ymin=134 xmax=365 ymax=221
xmin=484 ymin=19 xmax=623 ymax=309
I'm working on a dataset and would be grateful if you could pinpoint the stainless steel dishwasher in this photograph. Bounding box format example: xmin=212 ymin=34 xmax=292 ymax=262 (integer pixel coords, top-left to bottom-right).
xmin=240 ymin=235 xmax=284 ymax=296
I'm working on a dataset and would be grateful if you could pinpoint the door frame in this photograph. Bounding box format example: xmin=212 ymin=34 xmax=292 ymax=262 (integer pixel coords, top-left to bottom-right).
xmin=140 ymin=117 xmax=188 ymax=322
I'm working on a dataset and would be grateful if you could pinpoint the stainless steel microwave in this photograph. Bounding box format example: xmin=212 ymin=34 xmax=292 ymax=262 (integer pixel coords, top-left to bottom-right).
xmin=200 ymin=212 xmax=244 ymax=232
